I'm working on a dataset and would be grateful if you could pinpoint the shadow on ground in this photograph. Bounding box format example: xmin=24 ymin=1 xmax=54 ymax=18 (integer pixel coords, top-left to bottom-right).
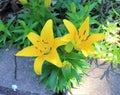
xmin=68 ymin=59 xmax=120 ymax=95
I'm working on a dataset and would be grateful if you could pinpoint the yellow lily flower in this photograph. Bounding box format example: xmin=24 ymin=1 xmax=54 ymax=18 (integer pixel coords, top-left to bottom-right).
xmin=16 ymin=19 xmax=65 ymax=75
xmin=63 ymin=17 xmax=105 ymax=57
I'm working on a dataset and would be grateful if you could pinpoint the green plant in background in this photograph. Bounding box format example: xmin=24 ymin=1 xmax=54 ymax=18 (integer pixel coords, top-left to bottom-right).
xmin=12 ymin=20 xmax=39 ymax=48
xmin=0 ymin=17 xmax=15 ymax=47
xmin=0 ymin=0 xmax=108 ymax=48
xmin=0 ymin=0 xmax=56 ymax=48
xmin=66 ymin=1 xmax=102 ymax=33
xmin=95 ymin=21 xmax=120 ymax=66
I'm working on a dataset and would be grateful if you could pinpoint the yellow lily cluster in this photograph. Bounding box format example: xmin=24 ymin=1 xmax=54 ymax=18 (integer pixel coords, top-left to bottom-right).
xmin=16 ymin=17 xmax=104 ymax=75
xmin=63 ymin=17 xmax=105 ymax=57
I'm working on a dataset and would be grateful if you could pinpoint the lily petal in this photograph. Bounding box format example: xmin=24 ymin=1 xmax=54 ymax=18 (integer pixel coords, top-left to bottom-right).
xmin=78 ymin=17 xmax=89 ymax=40
xmin=63 ymin=19 xmax=78 ymax=40
xmin=16 ymin=46 xmax=41 ymax=57
xmin=45 ymin=48 xmax=63 ymax=67
xmin=80 ymin=42 xmax=94 ymax=57
xmin=27 ymin=32 xmax=41 ymax=47
xmin=81 ymin=50 xmax=88 ymax=57
xmin=86 ymin=33 xmax=105 ymax=44
xmin=62 ymin=34 xmax=72 ymax=42
xmin=41 ymin=19 xmax=54 ymax=46
xmin=86 ymin=45 xmax=94 ymax=54
xmin=34 ymin=57 xmax=45 ymax=75
xmin=54 ymin=37 xmax=67 ymax=48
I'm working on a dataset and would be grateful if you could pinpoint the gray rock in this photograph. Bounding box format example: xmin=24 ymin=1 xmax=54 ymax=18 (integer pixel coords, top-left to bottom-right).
xmin=1 ymin=47 xmax=120 ymax=95
xmin=0 ymin=47 xmax=54 ymax=95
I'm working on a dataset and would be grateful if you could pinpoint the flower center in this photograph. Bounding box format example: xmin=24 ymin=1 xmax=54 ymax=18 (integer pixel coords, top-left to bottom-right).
xmin=43 ymin=47 xmax=52 ymax=55
xmin=41 ymin=39 xmax=52 ymax=55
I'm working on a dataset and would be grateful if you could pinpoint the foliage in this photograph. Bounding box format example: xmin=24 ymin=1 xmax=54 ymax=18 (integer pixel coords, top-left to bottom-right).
xmin=0 ymin=17 xmax=15 ymax=47
xmin=95 ymin=21 xmax=120 ymax=66
xmin=0 ymin=0 xmax=120 ymax=94
xmin=38 ymin=50 xmax=90 ymax=93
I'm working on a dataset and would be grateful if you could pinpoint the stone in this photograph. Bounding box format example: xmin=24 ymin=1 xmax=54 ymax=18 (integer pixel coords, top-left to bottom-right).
xmin=0 ymin=46 xmax=54 ymax=95
xmin=1 ymin=47 xmax=120 ymax=95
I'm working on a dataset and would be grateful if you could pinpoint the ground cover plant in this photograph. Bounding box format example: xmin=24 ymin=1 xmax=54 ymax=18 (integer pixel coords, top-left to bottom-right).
xmin=0 ymin=0 xmax=120 ymax=94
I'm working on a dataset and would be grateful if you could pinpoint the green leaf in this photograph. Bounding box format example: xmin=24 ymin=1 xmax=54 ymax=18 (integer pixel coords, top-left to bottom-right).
xmin=69 ymin=59 xmax=90 ymax=69
xmin=88 ymin=2 xmax=97 ymax=13
xmin=62 ymin=67 xmax=72 ymax=80
xmin=57 ymin=71 xmax=67 ymax=92
xmin=65 ymin=52 xmax=85 ymax=60
xmin=71 ymin=2 xmax=76 ymax=13
xmin=70 ymin=77 xmax=78 ymax=87
xmin=18 ymin=20 xmax=27 ymax=29
xmin=0 ymin=20 xmax=5 ymax=31
xmin=13 ymin=29 xmax=25 ymax=33
xmin=64 ymin=41 xmax=74 ymax=53
xmin=5 ymin=29 xmax=11 ymax=36
xmin=71 ymin=68 xmax=80 ymax=81
xmin=6 ymin=17 xmax=15 ymax=27
xmin=48 ymin=69 xmax=58 ymax=91
xmin=30 ymin=22 xmax=39 ymax=29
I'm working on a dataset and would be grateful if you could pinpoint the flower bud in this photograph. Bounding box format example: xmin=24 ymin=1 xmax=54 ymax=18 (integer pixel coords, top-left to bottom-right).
xmin=44 ymin=0 xmax=51 ymax=7
xmin=19 ymin=0 xmax=28 ymax=4
xmin=63 ymin=61 xmax=71 ymax=69
xmin=71 ymin=2 xmax=76 ymax=13
xmin=65 ymin=41 xmax=74 ymax=53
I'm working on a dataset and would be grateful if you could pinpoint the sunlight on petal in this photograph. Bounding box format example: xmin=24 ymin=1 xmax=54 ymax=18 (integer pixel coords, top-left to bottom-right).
xmin=45 ymin=49 xmax=63 ymax=67
xmin=41 ymin=19 xmax=54 ymax=46
xmin=78 ymin=17 xmax=89 ymax=40
xmin=62 ymin=34 xmax=72 ymax=42
xmin=80 ymin=42 xmax=94 ymax=57
xmin=54 ymin=37 xmax=67 ymax=48
xmin=87 ymin=45 xmax=94 ymax=54
xmin=16 ymin=46 xmax=41 ymax=57
xmin=63 ymin=19 xmax=78 ymax=40
xmin=27 ymin=32 xmax=41 ymax=46
xmin=34 ymin=57 xmax=45 ymax=75
xmin=81 ymin=49 xmax=88 ymax=57
xmin=86 ymin=33 xmax=105 ymax=44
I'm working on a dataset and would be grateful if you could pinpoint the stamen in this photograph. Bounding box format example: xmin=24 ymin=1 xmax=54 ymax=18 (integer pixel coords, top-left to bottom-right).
xmin=39 ymin=50 xmax=42 ymax=53
xmin=36 ymin=40 xmax=40 ymax=42
xmin=35 ymin=47 xmax=38 ymax=49
xmin=43 ymin=47 xmax=52 ymax=55
xmin=42 ymin=39 xmax=49 ymax=44
xmin=83 ymin=30 xmax=86 ymax=35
